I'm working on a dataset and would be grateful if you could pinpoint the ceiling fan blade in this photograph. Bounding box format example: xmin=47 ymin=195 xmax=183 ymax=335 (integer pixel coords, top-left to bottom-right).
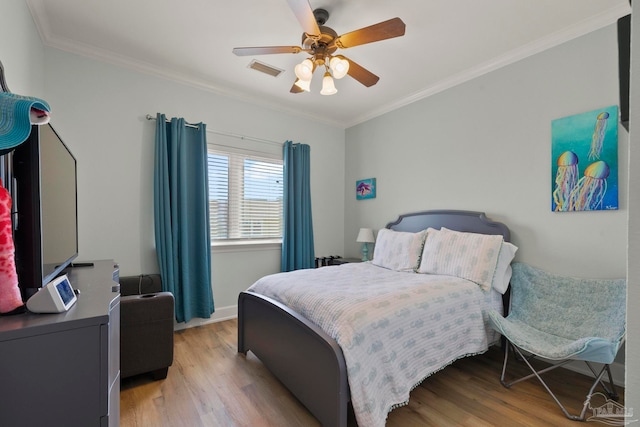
xmin=287 ymin=0 xmax=321 ymax=36
xmin=332 ymin=17 xmax=406 ymax=49
xmin=337 ymin=55 xmax=379 ymax=87
xmin=290 ymin=82 xmax=304 ymax=93
xmin=233 ymin=46 xmax=302 ymax=56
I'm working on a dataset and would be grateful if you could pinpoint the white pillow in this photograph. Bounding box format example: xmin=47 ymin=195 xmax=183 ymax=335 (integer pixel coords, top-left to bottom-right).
xmin=371 ymin=228 xmax=428 ymax=272
xmin=417 ymin=227 xmax=503 ymax=290
xmin=491 ymin=241 xmax=518 ymax=294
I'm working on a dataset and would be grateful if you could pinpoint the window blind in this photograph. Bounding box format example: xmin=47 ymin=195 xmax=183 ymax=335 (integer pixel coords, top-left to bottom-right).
xmin=208 ymin=138 xmax=283 ymax=242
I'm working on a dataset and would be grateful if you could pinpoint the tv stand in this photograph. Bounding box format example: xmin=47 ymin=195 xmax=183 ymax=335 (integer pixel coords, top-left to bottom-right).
xmin=0 ymin=260 xmax=120 ymax=426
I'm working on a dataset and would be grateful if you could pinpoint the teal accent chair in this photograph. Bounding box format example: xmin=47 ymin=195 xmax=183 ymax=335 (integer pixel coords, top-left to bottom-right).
xmin=488 ymin=262 xmax=626 ymax=421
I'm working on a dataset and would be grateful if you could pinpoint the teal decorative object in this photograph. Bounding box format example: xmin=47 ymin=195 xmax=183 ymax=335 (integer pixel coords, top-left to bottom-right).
xmin=356 ymin=228 xmax=375 ymax=261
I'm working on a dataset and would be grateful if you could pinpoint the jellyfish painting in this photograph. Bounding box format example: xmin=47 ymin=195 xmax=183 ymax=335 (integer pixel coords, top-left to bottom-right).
xmin=551 ymin=105 xmax=618 ymax=212
xmin=552 ymin=151 xmax=579 ymax=212
xmin=568 ymin=160 xmax=610 ymax=211
xmin=588 ymin=111 xmax=610 ymax=161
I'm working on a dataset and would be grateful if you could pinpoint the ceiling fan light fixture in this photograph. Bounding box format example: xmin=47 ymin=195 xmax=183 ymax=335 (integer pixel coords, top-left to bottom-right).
xmin=329 ymin=56 xmax=349 ymax=79
xmin=294 ymin=78 xmax=311 ymax=92
xmin=294 ymin=58 xmax=314 ymax=81
xmin=233 ymin=4 xmax=406 ymax=95
xmin=320 ymin=71 xmax=337 ymax=95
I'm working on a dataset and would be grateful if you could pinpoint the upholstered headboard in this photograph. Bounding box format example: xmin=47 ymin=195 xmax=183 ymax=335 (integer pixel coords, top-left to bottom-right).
xmin=386 ymin=209 xmax=510 ymax=241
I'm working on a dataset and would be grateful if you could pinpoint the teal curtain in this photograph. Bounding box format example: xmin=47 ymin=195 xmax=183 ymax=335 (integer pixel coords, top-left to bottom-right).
xmin=281 ymin=141 xmax=315 ymax=271
xmin=154 ymin=113 xmax=214 ymax=323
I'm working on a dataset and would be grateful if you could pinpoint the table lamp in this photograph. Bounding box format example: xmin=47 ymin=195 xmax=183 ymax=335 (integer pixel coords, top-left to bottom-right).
xmin=356 ymin=228 xmax=375 ymax=261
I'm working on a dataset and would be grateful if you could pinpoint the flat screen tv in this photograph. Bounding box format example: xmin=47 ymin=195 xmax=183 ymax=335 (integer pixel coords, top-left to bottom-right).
xmin=12 ymin=123 xmax=78 ymax=299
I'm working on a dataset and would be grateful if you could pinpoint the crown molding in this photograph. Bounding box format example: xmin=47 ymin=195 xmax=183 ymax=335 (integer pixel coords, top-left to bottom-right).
xmin=345 ymin=3 xmax=631 ymax=128
xmin=28 ymin=0 xmax=629 ymax=130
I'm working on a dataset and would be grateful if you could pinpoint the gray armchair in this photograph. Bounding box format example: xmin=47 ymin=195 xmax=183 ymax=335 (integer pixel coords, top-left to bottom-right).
xmin=119 ymin=274 xmax=174 ymax=380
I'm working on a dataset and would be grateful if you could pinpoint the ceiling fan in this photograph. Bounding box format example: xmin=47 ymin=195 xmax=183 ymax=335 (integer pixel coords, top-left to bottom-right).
xmin=232 ymin=0 xmax=406 ymax=95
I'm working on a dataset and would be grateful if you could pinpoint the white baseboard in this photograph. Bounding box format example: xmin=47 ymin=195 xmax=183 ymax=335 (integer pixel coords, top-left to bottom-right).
xmin=173 ymin=305 xmax=237 ymax=331
xmin=563 ymin=360 xmax=625 ymax=388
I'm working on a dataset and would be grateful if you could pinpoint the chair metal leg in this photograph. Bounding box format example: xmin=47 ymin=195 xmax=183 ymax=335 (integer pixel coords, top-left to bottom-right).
xmin=500 ymin=341 xmax=617 ymax=421
xmin=578 ymin=364 xmax=612 ymax=420
xmin=499 ymin=339 xmax=510 ymax=387
xmin=605 ymin=364 xmax=619 ymax=401
xmin=501 ymin=343 xmax=572 ymax=388
xmin=585 ymin=361 xmax=618 ymax=400
xmin=510 ymin=345 xmax=582 ymax=420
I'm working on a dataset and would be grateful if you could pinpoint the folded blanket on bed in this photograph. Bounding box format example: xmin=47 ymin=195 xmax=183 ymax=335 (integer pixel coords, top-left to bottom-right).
xmin=247 ymin=263 xmax=501 ymax=427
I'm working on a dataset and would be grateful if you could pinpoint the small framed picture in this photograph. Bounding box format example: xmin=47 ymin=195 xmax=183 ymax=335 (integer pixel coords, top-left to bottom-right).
xmin=356 ymin=178 xmax=376 ymax=200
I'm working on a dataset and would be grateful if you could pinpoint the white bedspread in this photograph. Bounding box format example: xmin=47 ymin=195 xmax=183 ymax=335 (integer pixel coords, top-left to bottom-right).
xmin=247 ymin=262 xmax=502 ymax=427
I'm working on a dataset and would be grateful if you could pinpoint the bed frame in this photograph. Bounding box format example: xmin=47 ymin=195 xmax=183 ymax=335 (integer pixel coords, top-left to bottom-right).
xmin=238 ymin=210 xmax=511 ymax=427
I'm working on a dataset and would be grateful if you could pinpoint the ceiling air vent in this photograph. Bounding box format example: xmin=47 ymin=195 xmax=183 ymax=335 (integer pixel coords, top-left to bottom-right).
xmin=248 ymin=60 xmax=284 ymax=78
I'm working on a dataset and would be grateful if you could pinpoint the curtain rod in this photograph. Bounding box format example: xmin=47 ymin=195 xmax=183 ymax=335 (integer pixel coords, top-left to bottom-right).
xmin=145 ymin=114 xmax=282 ymax=147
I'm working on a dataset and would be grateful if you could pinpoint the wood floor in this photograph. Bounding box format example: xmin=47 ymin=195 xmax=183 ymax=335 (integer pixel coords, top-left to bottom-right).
xmin=120 ymin=319 xmax=624 ymax=427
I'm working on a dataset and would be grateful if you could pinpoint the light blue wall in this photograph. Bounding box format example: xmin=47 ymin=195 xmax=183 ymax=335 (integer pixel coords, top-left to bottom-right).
xmin=41 ymin=48 xmax=345 ymax=324
xmin=0 ymin=0 xmax=45 ymax=96
xmin=345 ymin=24 xmax=627 ymax=281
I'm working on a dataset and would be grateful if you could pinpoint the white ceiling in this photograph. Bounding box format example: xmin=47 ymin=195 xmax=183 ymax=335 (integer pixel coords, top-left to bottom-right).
xmin=26 ymin=0 xmax=630 ymax=128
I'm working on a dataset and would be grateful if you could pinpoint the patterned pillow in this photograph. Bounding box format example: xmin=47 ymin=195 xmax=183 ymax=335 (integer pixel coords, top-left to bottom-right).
xmin=491 ymin=241 xmax=518 ymax=294
xmin=417 ymin=227 xmax=503 ymax=290
xmin=371 ymin=228 xmax=429 ymax=272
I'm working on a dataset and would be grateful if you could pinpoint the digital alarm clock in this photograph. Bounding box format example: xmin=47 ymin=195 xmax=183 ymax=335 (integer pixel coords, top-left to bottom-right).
xmin=26 ymin=274 xmax=77 ymax=313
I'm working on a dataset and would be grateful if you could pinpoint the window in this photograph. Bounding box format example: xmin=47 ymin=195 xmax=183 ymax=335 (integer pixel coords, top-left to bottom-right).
xmin=208 ymin=140 xmax=283 ymax=243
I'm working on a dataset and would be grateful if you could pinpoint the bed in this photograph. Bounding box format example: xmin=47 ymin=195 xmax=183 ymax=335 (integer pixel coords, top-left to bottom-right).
xmin=238 ymin=210 xmax=514 ymax=427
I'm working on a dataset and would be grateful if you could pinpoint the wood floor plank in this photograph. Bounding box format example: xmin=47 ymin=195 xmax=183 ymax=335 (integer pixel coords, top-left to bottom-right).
xmin=121 ymin=319 xmax=624 ymax=426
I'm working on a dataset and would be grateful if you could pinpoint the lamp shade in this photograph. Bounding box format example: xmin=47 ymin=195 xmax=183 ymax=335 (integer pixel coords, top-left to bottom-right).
xmin=356 ymin=228 xmax=375 ymax=243
xmin=320 ymin=72 xmax=337 ymax=95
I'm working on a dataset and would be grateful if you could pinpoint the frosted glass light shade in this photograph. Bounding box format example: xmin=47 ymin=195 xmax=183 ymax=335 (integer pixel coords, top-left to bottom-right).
xmin=294 ymin=78 xmax=311 ymax=92
xmin=329 ymin=56 xmax=349 ymax=79
xmin=294 ymin=59 xmax=314 ymax=81
xmin=320 ymin=72 xmax=337 ymax=95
